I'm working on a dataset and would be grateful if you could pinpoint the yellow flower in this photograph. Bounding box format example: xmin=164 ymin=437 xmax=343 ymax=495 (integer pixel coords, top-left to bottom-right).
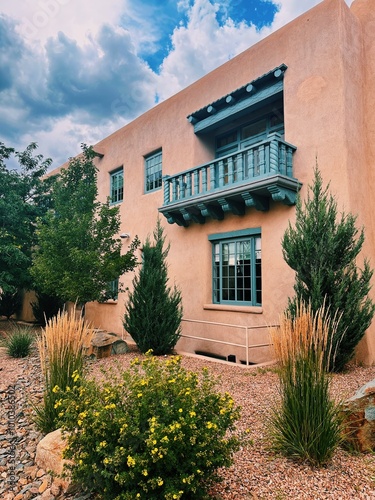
xmin=157 ymin=478 xmax=163 ymax=486
xmin=127 ymin=455 xmax=136 ymax=467
xmin=52 ymin=385 xmax=59 ymax=393
xmin=142 ymin=469 xmax=148 ymax=476
xmin=137 ymin=393 xmax=142 ymax=398
xmin=99 ymin=441 xmax=107 ymax=448
xmin=178 ymin=408 xmax=183 ymax=413
xmin=104 ymin=403 xmax=116 ymax=410
xmin=72 ymin=371 xmax=80 ymax=383
xmin=189 ymin=411 xmax=196 ymax=418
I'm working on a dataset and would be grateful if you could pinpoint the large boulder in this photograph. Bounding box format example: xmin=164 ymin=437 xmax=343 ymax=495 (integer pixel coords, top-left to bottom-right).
xmin=35 ymin=429 xmax=71 ymax=491
xmin=84 ymin=329 xmax=129 ymax=358
xmin=342 ymin=379 xmax=375 ymax=452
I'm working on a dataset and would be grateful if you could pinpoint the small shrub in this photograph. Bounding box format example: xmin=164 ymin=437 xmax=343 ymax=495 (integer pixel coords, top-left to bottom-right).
xmin=33 ymin=307 xmax=90 ymax=434
xmin=58 ymin=353 xmax=241 ymax=499
xmin=31 ymin=291 xmax=65 ymax=326
xmin=2 ymin=324 xmax=35 ymax=357
xmin=0 ymin=290 xmax=23 ymax=319
xmin=268 ymin=302 xmax=344 ymax=466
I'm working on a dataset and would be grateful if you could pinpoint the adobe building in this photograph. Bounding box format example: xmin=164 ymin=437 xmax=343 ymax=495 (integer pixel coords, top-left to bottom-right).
xmin=50 ymin=0 xmax=375 ymax=365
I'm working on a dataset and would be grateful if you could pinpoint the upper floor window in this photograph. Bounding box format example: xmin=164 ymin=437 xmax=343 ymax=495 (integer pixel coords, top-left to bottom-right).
xmin=215 ymin=107 xmax=284 ymax=158
xmin=145 ymin=150 xmax=162 ymax=192
xmin=110 ymin=168 xmax=123 ymax=204
xmin=209 ymin=229 xmax=261 ymax=306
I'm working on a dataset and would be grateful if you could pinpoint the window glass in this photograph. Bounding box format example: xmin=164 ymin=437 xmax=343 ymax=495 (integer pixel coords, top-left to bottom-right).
xmin=110 ymin=168 xmax=123 ymax=204
xmin=212 ymin=233 xmax=261 ymax=306
xmin=145 ymin=150 xmax=162 ymax=192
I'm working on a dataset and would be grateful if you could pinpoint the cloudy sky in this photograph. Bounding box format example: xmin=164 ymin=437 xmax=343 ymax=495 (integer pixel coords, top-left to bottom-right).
xmin=0 ymin=0 xmax=352 ymax=170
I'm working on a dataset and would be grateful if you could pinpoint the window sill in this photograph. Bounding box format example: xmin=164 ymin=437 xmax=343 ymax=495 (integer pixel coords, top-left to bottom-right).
xmin=203 ymin=304 xmax=263 ymax=314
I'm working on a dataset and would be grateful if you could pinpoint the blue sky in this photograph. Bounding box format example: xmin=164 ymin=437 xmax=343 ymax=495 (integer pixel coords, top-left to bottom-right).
xmin=0 ymin=0 xmax=352 ymax=170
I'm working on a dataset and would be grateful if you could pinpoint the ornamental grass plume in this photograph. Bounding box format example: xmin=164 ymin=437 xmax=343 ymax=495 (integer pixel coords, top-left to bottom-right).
xmin=269 ymin=301 xmax=344 ymax=466
xmin=34 ymin=305 xmax=91 ymax=434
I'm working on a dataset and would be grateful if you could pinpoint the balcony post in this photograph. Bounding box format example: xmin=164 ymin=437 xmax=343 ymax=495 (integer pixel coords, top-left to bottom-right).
xmin=269 ymin=136 xmax=279 ymax=174
xmin=163 ymin=175 xmax=171 ymax=205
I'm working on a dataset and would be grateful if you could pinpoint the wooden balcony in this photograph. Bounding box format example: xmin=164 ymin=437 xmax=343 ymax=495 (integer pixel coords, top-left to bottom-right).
xmin=159 ymin=133 xmax=301 ymax=227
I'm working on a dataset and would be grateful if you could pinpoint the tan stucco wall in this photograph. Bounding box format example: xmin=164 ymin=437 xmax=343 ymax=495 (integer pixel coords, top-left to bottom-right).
xmin=52 ymin=0 xmax=375 ymax=365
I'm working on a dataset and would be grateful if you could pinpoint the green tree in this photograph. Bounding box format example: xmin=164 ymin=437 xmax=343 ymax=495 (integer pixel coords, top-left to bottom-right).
xmin=0 ymin=142 xmax=52 ymax=295
xmin=124 ymin=219 xmax=183 ymax=355
xmin=31 ymin=144 xmax=139 ymax=305
xmin=282 ymin=167 xmax=375 ymax=371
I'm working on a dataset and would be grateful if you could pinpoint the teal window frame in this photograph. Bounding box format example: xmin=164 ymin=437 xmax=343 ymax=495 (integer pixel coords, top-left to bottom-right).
xmin=215 ymin=106 xmax=284 ymax=158
xmin=110 ymin=168 xmax=124 ymax=205
xmin=108 ymin=278 xmax=119 ymax=300
xmin=209 ymin=228 xmax=261 ymax=306
xmin=145 ymin=150 xmax=162 ymax=193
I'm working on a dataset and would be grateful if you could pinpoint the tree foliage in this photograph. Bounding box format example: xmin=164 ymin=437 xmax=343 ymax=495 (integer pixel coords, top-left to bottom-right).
xmin=124 ymin=219 xmax=183 ymax=355
xmin=0 ymin=142 xmax=52 ymax=295
xmin=31 ymin=144 xmax=139 ymax=304
xmin=282 ymin=167 xmax=375 ymax=371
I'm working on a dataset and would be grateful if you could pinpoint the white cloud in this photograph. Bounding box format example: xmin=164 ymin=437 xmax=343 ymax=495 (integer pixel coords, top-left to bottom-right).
xmin=156 ymin=0 xmax=263 ymax=99
xmin=0 ymin=0 xmax=355 ymax=168
xmin=1 ymin=0 xmax=125 ymax=47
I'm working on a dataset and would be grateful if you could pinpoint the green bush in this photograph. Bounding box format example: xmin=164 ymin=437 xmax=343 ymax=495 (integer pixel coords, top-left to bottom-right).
xmin=0 ymin=290 xmax=22 ymax=319
xmin=31 ymin=291 xmax=65 ymax=326
xmin=2 ymin=324 xmax=34 ymax=358
xmin=282 ymin=167 xmax=375 ymax=371
xmin=124 ymin=219 xmax=183 ymax=355
xmin=58 ymin=353 xmax=241 ymax=500
xmin=268 ymin=303 xmax=344 ymax=466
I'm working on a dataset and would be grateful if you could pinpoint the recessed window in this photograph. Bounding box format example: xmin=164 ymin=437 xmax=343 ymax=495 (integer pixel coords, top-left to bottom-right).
xmin=145 ymin=150 xmax=162 ymax=192
xmin=110 ymin=168 xmax=123 ymax=204
xmin=209 ymin=229 xmax=261 ymax=306
xmin=108 ymin=278 xmax=119 ymax=300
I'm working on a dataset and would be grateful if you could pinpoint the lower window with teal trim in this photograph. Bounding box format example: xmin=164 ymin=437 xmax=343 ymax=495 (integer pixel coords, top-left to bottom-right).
xmin=209 ymin=229 xmax=261 ymax=306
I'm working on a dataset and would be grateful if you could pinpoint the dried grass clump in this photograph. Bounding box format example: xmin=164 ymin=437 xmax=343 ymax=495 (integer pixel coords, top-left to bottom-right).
xmin=268 ymin=301 xmax=344 ymax=466
xmin=34 ymin=305 xmax=91 ymax=433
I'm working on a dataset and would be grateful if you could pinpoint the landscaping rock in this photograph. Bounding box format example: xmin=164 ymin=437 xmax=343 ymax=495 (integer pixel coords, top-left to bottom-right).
xmin=343 ymin=378 xmax=375 ymax=451
xmin=86 ymin=330 xmax=128 ymax=358
xmin=35 ymin=429 xmax=70 ymax=491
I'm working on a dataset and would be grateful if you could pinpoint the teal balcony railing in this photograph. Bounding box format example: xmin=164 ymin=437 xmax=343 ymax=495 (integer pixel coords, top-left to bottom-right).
xmin=159 ymin=133 xmax=300 ymax=226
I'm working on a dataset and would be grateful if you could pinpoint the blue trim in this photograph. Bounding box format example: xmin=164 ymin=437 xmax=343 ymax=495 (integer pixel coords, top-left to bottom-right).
xmin=194 ymin=81 xmax=283 ymax=135
xmin=110 ymin=167 xmax=124 ymax=205
xmin=145 ymin=149 xmax=163 ymax=193
xmin=208 ymin=227 xmax=261 ymax=242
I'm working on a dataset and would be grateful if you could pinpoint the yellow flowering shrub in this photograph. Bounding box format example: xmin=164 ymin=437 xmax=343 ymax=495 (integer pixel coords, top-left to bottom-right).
xmin=58 ymin=353 xmax=240 ymax=499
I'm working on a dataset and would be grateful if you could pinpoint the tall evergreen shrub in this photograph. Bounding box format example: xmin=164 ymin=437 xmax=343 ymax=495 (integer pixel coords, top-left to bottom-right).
xmin=124 ymin=219 xmax=183 ymax=355
xmin=282 ymin=167 xmax=375 ymax=371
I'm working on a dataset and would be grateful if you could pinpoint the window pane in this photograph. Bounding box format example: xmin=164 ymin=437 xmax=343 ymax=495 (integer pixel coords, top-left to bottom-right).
xmin=110 ymin=169 xmax=123 ymax=204
xmin=145 ymin=150 xmax=162 ymax=192
xmin=212 ymin=234 xmax=261 ymax=306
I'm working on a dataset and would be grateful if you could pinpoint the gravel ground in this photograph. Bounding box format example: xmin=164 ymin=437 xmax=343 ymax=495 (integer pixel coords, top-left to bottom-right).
xmin=1 ymin=321 xmax=375 ymax=499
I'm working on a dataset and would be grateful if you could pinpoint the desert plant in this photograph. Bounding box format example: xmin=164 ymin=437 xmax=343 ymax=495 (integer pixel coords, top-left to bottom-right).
xmin=282 ymin=167 xmax=375 ymax=371
xmin=124 ymin=219 xmax=183 ymax=355
xmin=1 ymin=324 xmax=35 ymax=358
xmin=268 ymin=302 xmax=344 ymax=466
xmin=58 ymin=353 xmax=241 ymax=499
xmin=31 ymin=291 xmax=65 ymax=326
xmin=0 ymin=290 xmax=23 ymax=319
xmin=34 ymin=306 xmax=90 ymax=434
